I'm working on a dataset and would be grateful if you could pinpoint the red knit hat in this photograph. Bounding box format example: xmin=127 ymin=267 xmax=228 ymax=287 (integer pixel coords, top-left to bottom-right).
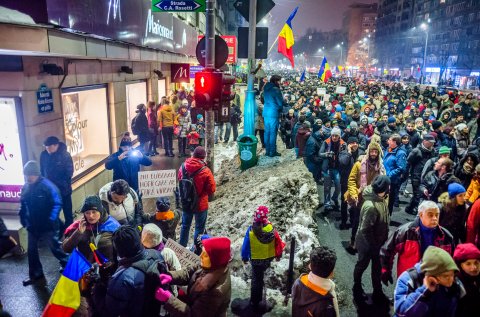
xmin=202 ymin=237 xmax=231 ymax=269
xmin=453 ymin=243 xmax=480 ymax=263
xmin=254 ymin=206 xmax=269 ymax=224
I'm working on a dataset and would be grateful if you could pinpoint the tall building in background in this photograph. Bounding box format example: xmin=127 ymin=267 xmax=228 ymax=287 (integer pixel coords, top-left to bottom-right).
xmin=343 ymin=2 xmax=378 ymax=74
xmin=376 ymin=0 xmax=480 ymax=88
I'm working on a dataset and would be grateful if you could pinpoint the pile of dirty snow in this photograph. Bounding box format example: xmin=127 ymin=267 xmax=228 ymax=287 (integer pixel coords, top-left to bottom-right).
xmin=206 ymin=147 xmax=321 ymax=315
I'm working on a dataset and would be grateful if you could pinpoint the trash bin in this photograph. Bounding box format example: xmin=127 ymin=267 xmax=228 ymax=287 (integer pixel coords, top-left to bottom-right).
xmin=237 ymin=134 xmax=258 ymax=171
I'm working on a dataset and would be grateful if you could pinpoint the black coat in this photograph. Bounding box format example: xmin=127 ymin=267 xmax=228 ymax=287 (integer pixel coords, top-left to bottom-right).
xmin=39 ymin=142 xmax=73 ymax=196
xmin=407 ymin=145 xmax=435 ymax=182
xmin=132 ymin=111 xmax=150 ymax=143
xmin=19 ymin=177 xmax=62 ymax=233
xmin=420 ymin=171 xmax=460 ymax=202
xmin=105 ymin=149 xmax=152 ymax=192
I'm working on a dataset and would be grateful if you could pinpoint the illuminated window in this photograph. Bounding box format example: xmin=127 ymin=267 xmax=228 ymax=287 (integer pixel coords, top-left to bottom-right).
xmin=126 ymin=81 xmax=148 ymax=138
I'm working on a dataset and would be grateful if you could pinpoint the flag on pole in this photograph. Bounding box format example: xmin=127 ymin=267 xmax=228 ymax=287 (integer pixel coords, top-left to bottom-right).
xmin=299 ymin=69 xmax=306 ymax=82
xmin=318 ymin=57 xmax=332 ymax=83
xmin=42 ymin=249 xmax=91 ymax=317
xmin=278 ymin=6 xmax=299 ymax=68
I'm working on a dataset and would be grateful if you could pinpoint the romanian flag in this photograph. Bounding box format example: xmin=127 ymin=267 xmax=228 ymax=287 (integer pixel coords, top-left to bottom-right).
xmin=318 ymin=57 xmax=332 ymax=83
xmin=278 ymin=6 xmax=299 ymax=68
xmin=42 ymin=249 xmax=91 ymax=317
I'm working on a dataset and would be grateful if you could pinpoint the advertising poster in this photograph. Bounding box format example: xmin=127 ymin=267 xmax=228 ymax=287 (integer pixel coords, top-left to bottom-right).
xmin=0 ymin=98 xmax=24 ymax=203
xmin=62 ymin=93 xmax=84 ymax=156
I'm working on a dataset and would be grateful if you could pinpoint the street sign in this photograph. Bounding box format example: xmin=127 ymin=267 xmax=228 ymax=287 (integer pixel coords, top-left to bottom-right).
xmin=237 ymin=27 xmax=268 ymax=59
xmin=152 ymin=0 xmax=206 ymax=12
xmin=196 ymin=35 xmax=229 ymax=69
xmin=190 ymin=65 xmax=204 ymax=78
xmin=37 ymin=84 xmax=54 ymax=113
xmin=234 ymin=0 xmax=276 ymax=24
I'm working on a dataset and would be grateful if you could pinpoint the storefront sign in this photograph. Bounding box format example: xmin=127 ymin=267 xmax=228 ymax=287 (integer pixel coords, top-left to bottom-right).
xmin=190 ymin=65 xmax=204 ymax=78
xmin=171 ymin=63 xmax=190 ymax=83
xmin=37 ymin=84 xmax=54 ymax=113
xmin=198 ymin=35 xmax=237 ymax=64
xmin=152 ymin=0 xmax=206 ymax=12
xmin=165 ymin=238 xmax=200 ymax=268
xmin=0 ymin=98 xmax=24 ymax=203
xmin=138 ymin=169 xmax=176 ymax=198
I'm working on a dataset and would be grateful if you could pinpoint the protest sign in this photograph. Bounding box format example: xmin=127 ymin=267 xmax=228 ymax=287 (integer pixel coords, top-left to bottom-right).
xmin=138 ymin=169 xmax=176 ymax=198
xmin=317 ymin=88 xmax=326 ymax=95
xmin=165 ymin=238 xmax=200 ymax=268
xmin=335 ymin=86 xmax=346 ymax=94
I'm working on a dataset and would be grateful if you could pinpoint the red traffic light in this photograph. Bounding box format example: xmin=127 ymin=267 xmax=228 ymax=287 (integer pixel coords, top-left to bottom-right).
xmin=194 ymin=71 xmax=223 ymax=109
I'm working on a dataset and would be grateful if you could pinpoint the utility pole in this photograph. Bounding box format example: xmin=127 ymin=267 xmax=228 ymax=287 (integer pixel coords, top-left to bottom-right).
xmin=243 ymin=0 xmax=257 ymax=136
xmin=205 ymin=0 xmax=215 ymax=171
xmin=421 ymin=28 xmax=429 ymax=85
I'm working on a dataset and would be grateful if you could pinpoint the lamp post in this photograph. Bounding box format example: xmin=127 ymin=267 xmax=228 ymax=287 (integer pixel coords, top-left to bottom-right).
xmin=420 ymin=22 xmax=429 ymax=84
xmin=364 ymin=37 xmax=370 ymax=75
xmin=337 ymin=42 xmax=344 ymax=66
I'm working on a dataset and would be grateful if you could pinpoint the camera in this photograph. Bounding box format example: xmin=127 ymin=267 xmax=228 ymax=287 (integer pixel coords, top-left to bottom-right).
xmin=127 ymin=150 xmax=141 ymax=157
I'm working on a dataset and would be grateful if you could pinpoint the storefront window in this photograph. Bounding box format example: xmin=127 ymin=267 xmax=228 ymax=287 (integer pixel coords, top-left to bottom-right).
xmin=62 ymin=86 xmax=110 ymax=179
xmin=126 ymin=81 xmax=147 ymax=137
xmin=0 ymin=97 xmax=25 ymax=203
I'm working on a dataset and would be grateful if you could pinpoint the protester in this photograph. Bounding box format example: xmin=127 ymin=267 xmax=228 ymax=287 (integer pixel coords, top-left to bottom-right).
xmin=99 ymin=180 xmax=145 ymax=226
xmin=262 ymin=75 xmax=284 ymax=157
xmin=383 ymin=134 xmax=407 ymax=214
xmin=453 ymin=243 xmax=480 ymax=316
xmin=146 ymin=101 xmax=159 ymax=156
xmin=421 ymin=157 xmax=460 ymax=202
xmin=158 ymin=99 xmax=176 ymax=157
xmin=131 ymin=104 xmax=150 ymax=153
xmin=149 ymin=197 xmax=181 ymax=241
xmin=141 ymin=223 xmax=181 ymax=272
xmin=438 ymin=183 xmax=468 ymax=244
xmin=40 ymin=136 xmax=74 ymax=228
xmin=176 ymin=104 xmax=191 ymax=158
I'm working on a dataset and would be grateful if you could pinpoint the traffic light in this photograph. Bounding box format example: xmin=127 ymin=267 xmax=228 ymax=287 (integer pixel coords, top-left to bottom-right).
xmin=220 ymin=74 xmax=236 ymax=105
xmin=194 ymin=71 xmax=222 ymax=109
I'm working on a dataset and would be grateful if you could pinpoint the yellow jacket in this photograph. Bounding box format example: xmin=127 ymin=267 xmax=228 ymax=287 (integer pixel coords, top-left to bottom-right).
xmin=158 ymin=105 xmax=175 ymax=128
xmin=466 ymin=176 xmax=480 ymax=204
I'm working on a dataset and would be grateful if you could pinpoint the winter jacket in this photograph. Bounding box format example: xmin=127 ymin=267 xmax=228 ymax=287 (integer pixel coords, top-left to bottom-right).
xmin=159 ymin=104 xmax=176 ymax=128
xmin=230 ymin=105 xmax=242 ymax=125
xmin=62 ymin=216 xmax=120 ymax=263
xmin=319 ymin=138 xmax=347 ymax=172
xmin=148 ymin=108 xmax=158 ymax=134
xmin=407 ymin=145 xmax=435 ymax=181
xmin=465 ymin=175 xmax=480 ymax=204
xmin=165 ymin=265 xmax=231 ymax=317
xmin=346 ymin=155 xmax=386 ymax=203
xmin=339 ymin=148 xmax=365 ymax=181
xmin=454 ymin=154 xmax=478 ymax=188
xmin=241 ymin=222 xmax=285 ymax=262
xmin=92 ymin=249 xmax=164 ymax=317
xmin=39 ymin=142 xmax=74 ymax=196
xmin=291 ymin=274 xmax=337 ymax=317
xmin=304 ymin=131 xmax=324 ymax=181
xmin=149 ymin=209 xmax=181 ymax=241
xmin=262 ymin=82 xmax=284 ymax=119
xmin=420 ymin=171 xmax=460 ymax=202
xmin=342 ymin=130 xmax=367 ymax=150
xmin=438 ymin=193 xmax=468 ymax=243
xmin=383 ymin=146 xmax=407 ymax=184
xmin=295 ymin=127 xmax=311 ymax=158
xmin=104 ymin=149 xmax=152 ymax=192
xmin=132 ymin=111 xmax=150 ymax=143
xmin=456 ymin=270 xmax=480 ymax=317
xmin=355 ymin=185 xmax=390 ymax=251
xmin=99 ymin=182 xmax=144 ymax=226
xmin=466 ymin=199 xmax=480 ymax=248
xmin=176 ymin=110 xmax=192 ymax=138
xmin=19 ymin=177 xmax=62 ymax=233
xmin=455 ymin=131 xmax=470 ymax=157
xmin=421 ymin=156 xmax=439 ymax=182
xmin=381 ymin=217 xmax=455 ymax=277
xmin=255 ymin=103 xmax=265 ymax=130
xmin=292 ymin=121 xmax=303 ymax=148
xmin=178 ymin=158 xmax=216 ymax=212
xmin=394 ymin=263 xmax=464 ymax=317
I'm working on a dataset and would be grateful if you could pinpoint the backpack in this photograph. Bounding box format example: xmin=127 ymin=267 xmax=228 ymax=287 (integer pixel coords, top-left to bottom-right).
xmin=179 ymin=163 xmax=206 ymax=213
xmin=131 ymin=249 xmax=169 ymax=317
xmin=131 ymin=115 xmax=139 ymax=135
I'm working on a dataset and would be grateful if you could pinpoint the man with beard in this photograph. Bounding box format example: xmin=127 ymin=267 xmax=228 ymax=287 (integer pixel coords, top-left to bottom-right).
xmin=345 ymin=142 xmax=386 ymax=254
xmin=405 ymin=134 xmax=436 ymax=215
xmin=403 ymin=120 xmax=421 ymax=148
xmin=421 ymin=157 xmax=460 ymax=202
xmin=342 ymin=121 xmax=367 ymax=151
xmin=339 ymin=137 xmax=365 ymax=229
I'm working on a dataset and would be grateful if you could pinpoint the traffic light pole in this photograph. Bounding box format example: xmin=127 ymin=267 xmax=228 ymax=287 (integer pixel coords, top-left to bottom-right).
xmin=205 ymin=0 xmax=215 ymax=171
xmin=243 ymin=0 xmax=257 ymax=136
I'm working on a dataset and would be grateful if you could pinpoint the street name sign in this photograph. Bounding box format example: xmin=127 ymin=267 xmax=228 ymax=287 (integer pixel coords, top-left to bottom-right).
xmin=152 ymin=0 xmax=206 ymax=12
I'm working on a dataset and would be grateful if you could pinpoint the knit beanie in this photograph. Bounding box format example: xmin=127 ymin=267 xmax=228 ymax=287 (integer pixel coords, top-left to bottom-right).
xmin=120 ymin=132 xmax=132 ymax=147
xmin=141 ymin=223 xmax=163 ymax=249
xmin=453 ymin=243 xmax=480 ymax=263
xmin=448 ymin=182 xmax=466 ymax=199
xmin=439 ymin=146 xmax=451 ymax=155
xmin=331 ymin=127 xmax=341 ymax=136
xmin=113 ymin=225 xmax=144 ymax=259
xmin=420 ymin=246 xmax=458 ymax=276
xmin=254 ymin=206 xmax=269 ymax=224
xmin=193 ymin=146 xmax=207 ymax=159
xmin=156 ymin=197 xmax=170 ymax=212
xmin=43 ymin=136 xmax=60 ymax=146
xmin=23 ymin=160 xmax=41 ymax=176
xmin=197 ymin=114 xmax=203 ymax=120
xmin=347 ymin=136 xmax=359 ymax=144
xmin=80 ymin=195 xmax=105 ymax=214
xmin=349 ymin=121 xmax=358 ymax=129
xmin=371 ymin=175 xmax=391 ymax=194
xmin=202 ymin=237 xmax=231 ymax=269
xmin=431 ymin=120 xmax=443 ymax=130
xmin=387 ymin=116 xmax=396 ymax=124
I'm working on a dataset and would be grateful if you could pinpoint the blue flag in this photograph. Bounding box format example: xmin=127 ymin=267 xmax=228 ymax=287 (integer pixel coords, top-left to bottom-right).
xmin=299 ymin=69 xmax=306 ymax=82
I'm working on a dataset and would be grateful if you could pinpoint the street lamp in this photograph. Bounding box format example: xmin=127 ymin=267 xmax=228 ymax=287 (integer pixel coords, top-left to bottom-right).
xmin=363 ymin=37 xmax=370 ymax=74
xmin=337 ymin=43 xmax=343 ymax=65
xmin=420 ymin=22 xmax=429 ymax=84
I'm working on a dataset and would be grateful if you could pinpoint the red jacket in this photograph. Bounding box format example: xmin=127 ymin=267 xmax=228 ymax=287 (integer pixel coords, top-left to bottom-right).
xmin=466 ymin=199 xmax=480 ymax=249
xmin=380 ymin=217 xmax=454 ymax=277
xmin=178 ymin=158 xmax=216 ymax=212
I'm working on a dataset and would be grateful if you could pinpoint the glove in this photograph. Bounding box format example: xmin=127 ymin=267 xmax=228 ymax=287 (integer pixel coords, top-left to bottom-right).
xmin=381 ymin=269 xmax=393 ymax=286
xmin=155 ymin=287 xmax=172 ymax=302
xmin=159 ymin=273 xmax=172 ymax=285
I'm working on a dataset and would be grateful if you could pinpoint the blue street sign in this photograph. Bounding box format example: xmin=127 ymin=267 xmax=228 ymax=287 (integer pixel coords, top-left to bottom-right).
xmin=190 ymin=65 xmax=204 ymax=79
xmin=37 ymin=84 xmax=54 ymax=113
xmin=152 ymin=0 xmax=206 ymax=12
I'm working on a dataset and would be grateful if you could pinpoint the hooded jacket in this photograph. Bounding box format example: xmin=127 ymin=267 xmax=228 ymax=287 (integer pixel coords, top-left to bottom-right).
xmin=241 ymin=222 xmax=285 ymax=263
xmin=177 ymin=158 xmax=216 ymax=212
xmin=132 ymin=110 xmax=150 ymax=143
xmin=407 ymin=144 xmax=435 ymax=181
xmin=39 ymin=142 xmax=74 ymax=196
xmin=295 ymin=126 xmax=311 ymax=157
xmin=176 ymin=108 xmax=192 ymax=138
xmin=262 ymin=82 xmax=284 ymax=119
xmin=438 ymin=192 xmax=468 ymax=243
xmin=158 ymin=104 xmax=176 ymax=128
xmin=355 ymin=185 xmax=390 ymax=250
xmin=383 ymin=146 xmax=407 ymax=184
xmin=99 ymin=182 xmax=143 ymax=226
xmin=291 ymin=274 xmax=337 ymax=317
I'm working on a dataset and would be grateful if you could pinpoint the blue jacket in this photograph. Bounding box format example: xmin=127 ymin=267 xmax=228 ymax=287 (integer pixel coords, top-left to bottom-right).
xmin=394 ymin=263 xmax=465 ymax=317
xmin=105 ymin=149 xmax=152 ymax=192
xmin=19 ymin=177 xmax=62 ymax=233
xmin=262 ymin=82 xmax=284 ymax=119
xmin=39 ymin=142 xmax=73 ymax=196
xmin=383 ymin=146 xmax=407 ymax=184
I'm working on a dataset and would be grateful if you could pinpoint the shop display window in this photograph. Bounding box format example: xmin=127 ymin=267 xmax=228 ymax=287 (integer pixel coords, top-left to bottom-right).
xmin=126 ymin=81 xmax=147 ymax=137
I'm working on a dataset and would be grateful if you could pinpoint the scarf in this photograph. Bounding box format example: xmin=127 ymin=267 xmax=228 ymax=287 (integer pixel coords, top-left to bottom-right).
xmin=307 ymin=272 xmax=339 ymax=317
xmin=360 ymin=157 xmax=383 ymax=189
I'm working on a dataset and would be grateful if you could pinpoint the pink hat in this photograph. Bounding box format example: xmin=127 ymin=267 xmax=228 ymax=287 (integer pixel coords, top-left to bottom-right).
xmin=254 ymin=206 xmax=269 ymax=224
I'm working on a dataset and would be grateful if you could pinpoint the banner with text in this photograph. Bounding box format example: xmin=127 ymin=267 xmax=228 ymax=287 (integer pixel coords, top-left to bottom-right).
xmin=138 ymin=169 xmax=176 ymax=198
xmin=165 ymin=238 xmax=200 ymax=268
